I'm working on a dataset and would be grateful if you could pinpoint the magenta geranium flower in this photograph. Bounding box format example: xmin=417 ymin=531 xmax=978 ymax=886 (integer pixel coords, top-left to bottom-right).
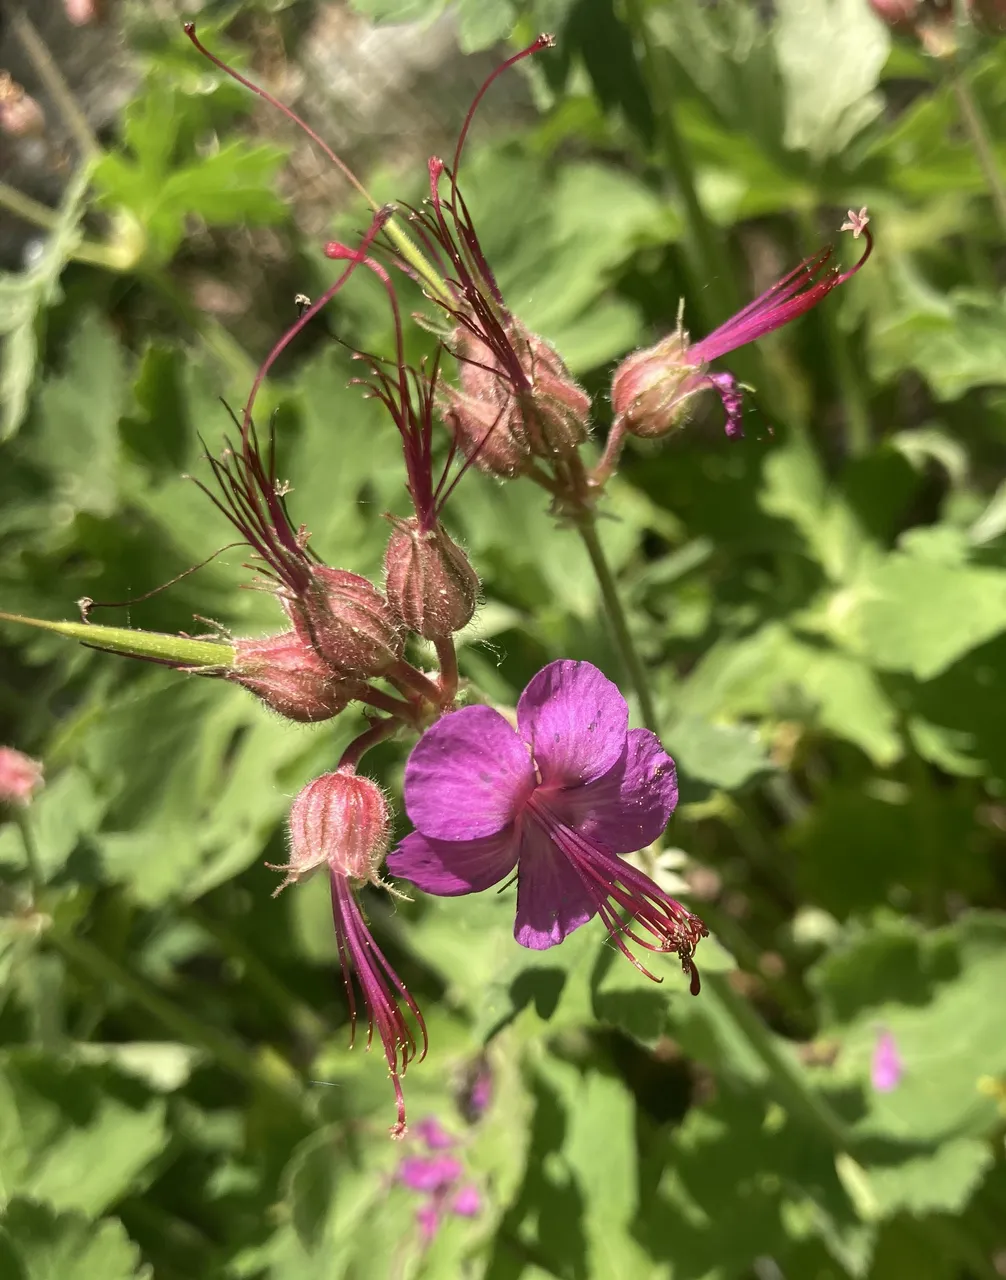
xmin=871 ymin=1028 xmax=903 ymax=1093
xmin=387 ymin=660 xmax=707 ymax=989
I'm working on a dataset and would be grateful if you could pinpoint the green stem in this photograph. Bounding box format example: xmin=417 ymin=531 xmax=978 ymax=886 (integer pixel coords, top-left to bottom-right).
xmin=14 ymin=809 xmax=43 ymax=890
xmin=13 ymin=10 xmax=100 ymax=158
xmin=337 ymin=717 xmax=401 ymax=771
xmin=571 ymin=511 xmax=659 ymax=733
xmin=48 ymin=930 xmax=303 ymax=1105
xmin=0 ymin=181 xmax=59 ymax=231
xmin=952 ymin=67 xmax=1006 ymax=239
xmin=577 ymin=499 xmax=855 ymax=1157
xmin=704 ymin=971 xmax=852 ymax=1151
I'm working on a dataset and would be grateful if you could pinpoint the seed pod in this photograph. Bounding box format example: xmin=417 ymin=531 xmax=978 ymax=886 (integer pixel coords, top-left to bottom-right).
xmin=384 ymin=517 xmax=479 ymax=640
xmin=231 ymin=630 xmax=349 ymax=723
xmin=289 ymin=567 xmax=404 ymax=678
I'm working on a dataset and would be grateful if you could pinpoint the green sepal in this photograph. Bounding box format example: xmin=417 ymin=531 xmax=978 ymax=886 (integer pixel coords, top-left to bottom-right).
xmin=0 ymin=612 xmax=236 ymax=668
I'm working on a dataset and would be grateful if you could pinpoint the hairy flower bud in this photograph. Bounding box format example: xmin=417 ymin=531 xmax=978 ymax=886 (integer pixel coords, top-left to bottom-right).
xmin=271 ymin=770 xmax=391 ymax=893
xmin=384 ymin=518 xmax=479 ymax=640
xmin=0 ymin=747 xmax=44 ymax=807
xmin=442 ymin=325 xmax=590 ymax=476
xmin=289 ymin=567 xmax=404 ymax=678
xmin=610 ymin=331 xmax=703 ymax=438
xmin=231 ymin=631 xmax=349 ymax=723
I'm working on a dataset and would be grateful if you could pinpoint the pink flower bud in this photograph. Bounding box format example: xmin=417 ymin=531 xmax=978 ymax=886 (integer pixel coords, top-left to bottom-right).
xmin=610 ymin=331 xmax=703 ymax=438
xmin=0 ymin=74 xmax=45 ymax=138
xmin=384 ymin=518 xmax=479 ymax=641
xmin=272 ymin=770 xmax=391 ymax=893
xmin=0 ymin=747 xmax=44 ymax=806
xmin=64 ymin=0 xmax=102 ymax=24
xmin=288 ymin=568 xmax=404 ymax=679
xmin=231 ymin=631 xmax=349 ymax=723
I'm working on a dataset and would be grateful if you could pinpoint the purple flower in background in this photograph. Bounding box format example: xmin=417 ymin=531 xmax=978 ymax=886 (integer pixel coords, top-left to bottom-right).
xmin=399 ymin=1117 xmax=481 ymax=1245
xmin=388 ymin=660 xmax=707 ymax=989
xmin=871 ymin=1029 xmax=903 ymax=1093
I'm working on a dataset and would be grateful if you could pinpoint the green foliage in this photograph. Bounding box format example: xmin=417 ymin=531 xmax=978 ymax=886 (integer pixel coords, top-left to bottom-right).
xmin=2 ymin=0 xmax=1006 ymax=1278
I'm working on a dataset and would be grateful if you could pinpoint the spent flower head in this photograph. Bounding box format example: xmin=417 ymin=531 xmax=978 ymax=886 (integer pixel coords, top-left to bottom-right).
xmin=388 ymin=660 xmax=707 ymax=988
xmin=274 ymin=771 xmax=427 ymax=1136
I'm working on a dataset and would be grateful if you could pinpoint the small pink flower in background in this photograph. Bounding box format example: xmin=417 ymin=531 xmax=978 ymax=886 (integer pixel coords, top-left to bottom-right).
xmin=0 ymin=747 xmax=44 ymax=807
xmin=398 ymin=1117 xmax=481 ymax=1245
xmin=388 ymin=659 xmax=707 ymax=989
xmin=871 ymin=1029 xmax=903 ymax=1093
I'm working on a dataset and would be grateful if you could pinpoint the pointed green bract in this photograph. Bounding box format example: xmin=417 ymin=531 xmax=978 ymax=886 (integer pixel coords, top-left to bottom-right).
xmin=0 ymin=612 xmax=235 ymax=668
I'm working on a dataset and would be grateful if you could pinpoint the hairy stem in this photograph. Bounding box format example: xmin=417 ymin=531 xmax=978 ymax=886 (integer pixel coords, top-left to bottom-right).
xmin=386 ymin=660 xmax=442 ymax=706
xmin=434 ymin=636 xmax=459 ymax=702
xmin=338 ymin=717 xmax=401 ymax=771
xmin=14 ymin=810 xmax=43 ymax=890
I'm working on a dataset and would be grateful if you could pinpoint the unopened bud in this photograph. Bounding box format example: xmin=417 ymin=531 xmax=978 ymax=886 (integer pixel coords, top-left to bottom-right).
xmin=610 ymin=331 xmax=703 ymax=438
xmin=64 ymin=0 xmax=103 ymax=24
xmin=290 ymin=567 xmax=404 ymax=678
xmin=231 ymin=631 xmax=349 ymax=723
xmin=0 ymin=747 xmax=44 ymax=807
xmin=272 ymin=770 xmax=391 ymax=893
xmin=384 ymin=518 xmax=479 ymax=640
xmin=0 ymin=74 xmax=45 ymax=138
xmin=442 ymin=324 xmax=590 ymax=476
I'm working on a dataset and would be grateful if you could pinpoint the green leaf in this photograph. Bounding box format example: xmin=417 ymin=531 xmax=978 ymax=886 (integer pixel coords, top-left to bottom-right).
xmin=0 ymin=1055 xmax=167 ymax=1217
xmin=824 ymin=554 xmax=1006 ymax=679
xmin=665 ymin=715 xmax=772 ymax=790
xmin=0 ymin=1201 xmax=146 ymax=1280
xmin=871 ymin=286 xmax=1006 ymax=402
xmin=0 ymin=165 xmax=93 ymax=442
xmin=773 ymin=0 xmax=889 ymax=157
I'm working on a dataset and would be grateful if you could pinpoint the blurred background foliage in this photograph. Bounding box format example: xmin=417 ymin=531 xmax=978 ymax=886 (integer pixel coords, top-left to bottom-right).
xmin=1 ymin=0 xmax=1006 ymax=1276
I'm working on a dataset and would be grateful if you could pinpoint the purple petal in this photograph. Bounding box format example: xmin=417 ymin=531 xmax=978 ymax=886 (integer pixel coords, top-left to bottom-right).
xmin=706 ymin=371 xmax=744 ymax=439
xmin=514 ymin=821 xmax=597 ymax=949
xmin=517 ymin=660 xmax=628 ymax=788
xmin=451 ymin=1184 xmax=481 ymax=1217
xmin=387 ymin=829 xmax=518 ymax=896
xmin=871 ymin=1030 xmax=902 ymax=1093
xmin=414 ymin=1116 xmax=456 ymax=1150
xmin=399 ymin=1154 xmax=463 ymax=1192
xmin=416 ymin=1201 xmax=441 ymax=1243
xmin=544 ymin=729 xmax=677 ymax=854
xmin=404 ymin=705 xmax=534 ymax=840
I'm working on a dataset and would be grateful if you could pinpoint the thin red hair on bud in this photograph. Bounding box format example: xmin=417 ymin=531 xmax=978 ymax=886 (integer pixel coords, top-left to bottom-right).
xmin=76 ymin=542 xmax=246 ymax=621
xmin=182 ymin=22 xmax=373 ymax=205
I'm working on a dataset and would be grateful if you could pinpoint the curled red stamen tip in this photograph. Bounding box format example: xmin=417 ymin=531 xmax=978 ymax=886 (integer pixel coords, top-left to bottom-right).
xmin=183 ymin=21 xmax=195 ymax=36
xmin=535 ymin=33 xmax=556 ymax=49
